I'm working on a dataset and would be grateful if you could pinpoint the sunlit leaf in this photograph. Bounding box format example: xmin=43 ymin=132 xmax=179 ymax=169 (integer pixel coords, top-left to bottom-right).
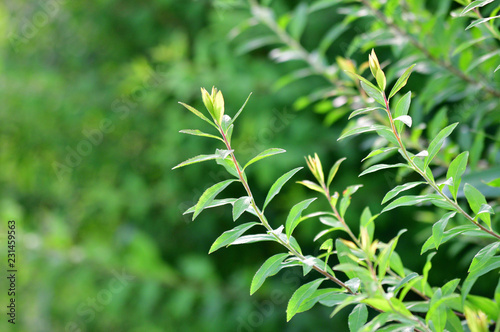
xmin=447 ymin=151 xmax=469 ymax=201
xmin=286 ymin=198 xmax=317 ymax=238
xmin=243 ymin=148 xmax=286 ymax=170
xmin=233 ymin=196 xmax=252 ymax=221
xmin=424 ymin=123 xmax=458 ymax=169
xmin=250 ymin=253 xmax=289 ymax=294
xmin=193 ymin=179 xmax=237 ymax=220
xmin=464 ymin=183 xmax=491 ymax=228
xmin=338 ymin=125 xmax=388 ymax=140
xmin=432 ymin=212 xmax=456 ymax=250
xmin=209 ymin=222 xmax=260 ymax=253
xmin=287 ymin=278 xmax=325 ymax=321
xmin=327 ymin=157 xmax=346 ymax=187
xmin=359 ymin=163 xmax=409 ymax=177
xmin=382 ymin=181 xmax=425 ymax=204
xmin=172 ymin=153 xmax=218 ymax=170
xmin=263 ymin=167 xmax=303 ymax=210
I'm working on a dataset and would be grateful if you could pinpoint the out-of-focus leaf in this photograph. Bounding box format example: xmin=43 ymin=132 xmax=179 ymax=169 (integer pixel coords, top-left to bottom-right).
xmin=466 ymin=15 xmax=500 ymax=30
xmin=348 ymin=304 xmax=368 ymax=332
xmin=461 ymin=0 xmax=495 ymax=15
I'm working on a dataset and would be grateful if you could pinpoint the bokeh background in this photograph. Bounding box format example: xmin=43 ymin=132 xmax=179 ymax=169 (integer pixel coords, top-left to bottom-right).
xmin=1 ymin=0 xmax=499 ymax=331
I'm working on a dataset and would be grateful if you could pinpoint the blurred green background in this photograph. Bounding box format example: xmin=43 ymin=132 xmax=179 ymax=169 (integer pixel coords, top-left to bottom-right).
xmin=0 ymin=0 xmax=499 ymax=331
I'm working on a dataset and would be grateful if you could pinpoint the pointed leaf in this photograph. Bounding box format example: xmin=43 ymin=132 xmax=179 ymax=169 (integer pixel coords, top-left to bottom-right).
xmin=465 ymin=15 xmax=500 ymax=30
xmin=297 ymin=180 xmax=324 ymax=193
xmin=432 ymin=212 xmax=456 ymax=250
xmin=178 ymin=102 xmax=218 ymax=129
xmin=183 ymin=198 xmax=237 ymax=215
xmin=381 ymin=194 xmax=442 ymax=213
xmin=446 ymin=151 xmax=469 ymax=201
xmin=382 ymin=181 xmax=425 ymax=204
xmin=209 ymin=222 xmax=260 ymax=253
xmin=243 ymin=148 xmax=286 ymax=170
xmin=388 ymin=64 xmax=416 ymax=99
xmin=179 ymin=129 xmax=224 ymax=142
xmin=464 ymin=183 xmax=491 ymax=228
xmin=193 ymin=179 xmax=237 ymax=220
xmin=394 ymin=92 xmax=411 ymax=133
xmin=468 ymin=242 xmax=500 ymax=274
xmin=462 ymin=256 xmax=500 ymax=302
xmin=286 ymin=198 xmax=317 ymax=238
xmin=348 ymin=304 xmax=368 ymax=332
xmin=461 ymin=0 xmax=495 ymax=15
xmin=287 ymin=278 xmax=325 ymax=321
xmin=263 ymin=167 xmax=303 ymax=210
xmin=362 ymin=147 xmax=397 ymax=162
xmin=229 ymin=92 xmax=252 ymax=127
xmin=327 ymin=157 xmax=346 ymax=187
xmin=338 ymin=125 xmax=388 ymax=141
xmin=359 ymin=163 xmax=409 ymax=177
xmin=172 ymin=154 xmax=218 ymax=169
xmin=348 ymin=107 xmax=385 ymax=119
xmin=250 ymin=253 xmax=289 ymax=295
xmin=233 ymin=196 xmax=252 ymax=221
xmin=421 ymin=224 xmax=477 ymax=254
xmin=424 ymin=123 xmax=458 ymax=169
xmin=289 ymin=3 xmax=308 ymax=40
xmin=230 ymin=234 xmax=276 ymax=245
xmin=360 ymin=81 xmax=386 ymax=106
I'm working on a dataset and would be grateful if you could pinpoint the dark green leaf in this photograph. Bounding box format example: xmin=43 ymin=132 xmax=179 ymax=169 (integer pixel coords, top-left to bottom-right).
xmin=446 ymin=151 xmax=469 ymax=201
xmin=468 ymin=242 xmax=500 ymax=274
xmin=381 ymin=194 xmax=442 ymax=214
xmin=424 ymin=123 xmax=458 ymax=169
xmin=464 ymin=183 xmax=491 ymax=228
xmin=432 ymin=212 xmax=456 ymax=250
xmin=360 ymin=81 xmax=386 ymax=106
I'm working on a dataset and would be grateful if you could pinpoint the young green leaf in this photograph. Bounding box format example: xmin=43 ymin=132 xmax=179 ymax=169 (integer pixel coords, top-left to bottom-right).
xmin=388 ymin=272 xmax=419 ymax=296
xmin=263 ymin=167 xmax=303 ymax=210
xmin=348 ymin=107 xmax=385 ymax=120
xmin=339 ymin=184 xmax=363 ymax=217
xmin=382 ymin=181 xmax=425 ymax=204
xmin=465 ymin=15 xmax=500 ymax=30
xmin=348 ymin=304 xmax=368 ymax=332
xmin=424 ymin=123 xmax=458 ymax=169
xmin=393 ymin=92 xmax=411 ymax=134
xmin=209 ymin=222 xmax=260 ymax=253
xmin=377 ymin=229 xmax=406 ymax=280
xmin=172 ymin=153 xmax=218 ymax=170
xmin=468 ymin=242 xmax=500 ymax=274
xmin=286 ymin=198 xmax=317 ymax=238
xmin=232 ymin=196 xmax=252 ymax=221
xmin=183 ymin=198 xmax=237 ymax=215
xmin=446 ymin=151 xmax=469 ymax=201
xmin=243 ymin=148 xmax=286 ymax=170
xmin=359 ymin=163 xmax=409 ymax=177
xmin=388 ymin=65 xmax=416 ymax=99
xmin=327 ymin=157 xmax=346 ymax=187
xmin=179 ymin=129 xmax=224 ymax=142
xmin=461 ymin=0 xmax=495 ymax=15
xmin=178 ymin=101 xmax=218 ymax=129
xmin=360 ymin=207 xmax=375 ymax=243
xmin=432 ymin=212 xmax=456 ymax=250
xmin=250 ymin=253 xmax=289 ymax=295
xmin=228 ymin=92 xmax=252 ymax=127
xmin=287 ymin=278 xmax=325 ymax=321
xmin=421 ymin=225 xmax=477 ymax=254
xmin=381 ymin=194 xmax=442 ymax=213
xmin=297 ymin=180 xmax=324 ymax=193
xmin=362 ymin=147 xmax=397 ymax=162
xmin=193 ymin=179 xmax=237 ymax=220
xmin=464 ymin=183 xmax=491 ymax=228
xmin=338 ymin=125 xmax=387 ymax=141
xmin=360 ymin=81 xmax=386 ymax=106
xmin=486 ymin=177 xmax=500 ymax=187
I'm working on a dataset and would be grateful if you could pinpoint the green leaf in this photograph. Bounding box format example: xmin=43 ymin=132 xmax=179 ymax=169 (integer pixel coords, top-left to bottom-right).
xmin=338 ymin=125 xmax=388 ymax=141
xmin=289 ymin=3 xmax=308 ymax=40
xmin=183 ymin=198 xmax=237 ymax=215
xmin=243 ymin=148 xmax=286 ymax=170
xmin=464 ymin=183 xmax=491 ymax=228
xmin=426 ymin=289 xmax=447 ymax=332
xmin=286 ymin=198 xmax=317 ymax=238
xmin=359 ymin=163 xmax=409 ymax=177
xmin=339 ymin=184 xmax=363 ymax=217
xmin=468 ymin=242 xmax=500 ymax=274
xmin=348 ymin=304 xmax=368 ymax=332
xmin=381 ymin=194 xmax=442 ymax=214
xmin=447 ymin=151 xmax=469 ymax=201
xmin=298 ymin=288 xmax=346 ymax=312
xmin=193 ymin=180 xmax=237 ymax=220
xmin=287 ymin=278 xmax=325 ymax=321
xmin=421 ymin=225 xmax=477 ymax=254
xmin=178 ymin=102 xmax=218 ymax=129
xmin=382 ymin=181 xmax=425 ymax=204
xmin=393 ymin=92 xmax=412 ymax=134
xmin=297 ymin=180 xmax=324 ymax=193
xmin=172 ymin=153 xmax=218 ymax=170
xmin=228 ymin=93 xmax=252 ymax=127
xmin=377 ymin=229 xmax=406 ymax=280
xmin=362 ymin=147 xmax=397 ymax=162
xmin=465 ymin=15 xmax=500 ymax=30
xmin=250 ymin=253 xmax=289 ymax=295
xmin=335 ymin=239 xmax=358 ymax=279
xmin=486 ymin=177 xmax=500 ymax=187
xmin=360 ymin=81 xmax=386 ymax=106
xmin=209 ymin=222 xmax=260 ymax=253
xmin=461 ymin=0 xmax=495 ymax=15
xmin=389 ymin=272 xmax=419 ymax=296
xmin=232 ymin=196 xmax=252 ymax=221
xmin=394 ymin=115 xmax=412 ymax=128
xmin=263 ymin=167 xmax=303 ymax=210
xmin=360 ymin=207 xmax=375 ymax=243
xmin=348 ymin=107 xmax=385 ymax=119
xmin=376 ymin=127 xmax=400 ymax=146
xmin=230 ymin=234 xmax=276 ymax=245
xmin=424 ymin=123 xmax=458 ymax=169
xmin=462 ymin=256 xmax=500 ymax=302
xmin=327 ymin=157 xmax=346 ymax=187
xmin=453 ymin=37 xmax=490 ymax=56
xmin=432 ymin=212 xmax=456 ymax=250
xmin=466 ymin=49 xmax=500 ymax=73
xmin=388 ymin=65 xmax=416 ymax=99
xmin=179 ymin=129 xmax=224 ymax=142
